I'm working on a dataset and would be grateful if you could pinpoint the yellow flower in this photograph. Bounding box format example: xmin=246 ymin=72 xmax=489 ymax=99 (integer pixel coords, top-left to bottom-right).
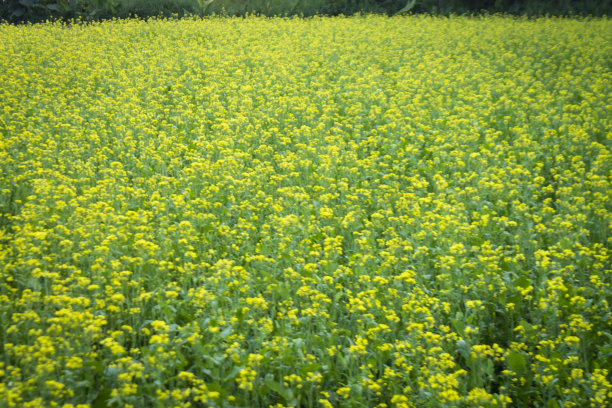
xmin=336 ymin=387 xmax=351 ymax=399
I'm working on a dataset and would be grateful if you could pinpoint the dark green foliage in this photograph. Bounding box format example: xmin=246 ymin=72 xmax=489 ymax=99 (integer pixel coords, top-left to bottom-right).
xmin=1 ymin=0 xmax=611 ymax=24
xmin=0 ymin=0 xmax=207 ymax=22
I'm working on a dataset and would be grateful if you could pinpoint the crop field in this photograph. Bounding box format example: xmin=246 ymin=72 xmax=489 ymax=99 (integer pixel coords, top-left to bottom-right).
xmin=0 ymin=14 xmax=611 ymax=408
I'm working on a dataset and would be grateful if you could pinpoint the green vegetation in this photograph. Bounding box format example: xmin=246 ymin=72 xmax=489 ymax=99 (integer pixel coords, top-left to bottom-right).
xmin=1 ymin=14 xmax=611 ymax=408
xmin=1 ymin=0 xmax=611 ymax=23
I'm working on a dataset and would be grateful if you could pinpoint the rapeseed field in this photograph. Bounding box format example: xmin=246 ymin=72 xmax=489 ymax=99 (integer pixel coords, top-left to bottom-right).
xmin=0 ymin=15 xmax=611 ymax=408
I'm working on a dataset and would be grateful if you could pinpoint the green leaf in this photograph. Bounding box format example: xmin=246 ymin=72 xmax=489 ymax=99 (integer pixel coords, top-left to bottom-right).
xmin=456 ymin=339 xmax=470 ymax=359
xmin=219 ymin=325 xmax=233 ymax=339
xmin=451 ymin=316 xmax=466 ymax=337
xmin=84 ymin=360 xmax=104 ymax=375
xmin=223 ymin=365 xmax=244 ymax=382
xmin=92 ymin=388 xmax=111 ymax=408
xmin=485 ymin=359 xmax=494 ymax=376
xmin=515 ymin=275 xmax=531 ymax=289
xmin=299 ymin=363 xmax=322 ymax=376
xmin=264 ymin=378 xmax=292 ymax=401
xmin=507 ymin=351 xmax=527 ymax=373
xmin=518 ymin=320 xmax=536 ymax=338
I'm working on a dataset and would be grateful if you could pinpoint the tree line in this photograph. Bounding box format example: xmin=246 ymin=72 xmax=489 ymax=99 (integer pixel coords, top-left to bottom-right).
xmin=1 ymin=0 xmax=611 ymax=23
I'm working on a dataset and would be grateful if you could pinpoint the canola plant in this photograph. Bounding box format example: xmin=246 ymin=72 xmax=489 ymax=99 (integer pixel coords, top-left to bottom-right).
xmin=0 ymin=15 xmax=611 ymax=408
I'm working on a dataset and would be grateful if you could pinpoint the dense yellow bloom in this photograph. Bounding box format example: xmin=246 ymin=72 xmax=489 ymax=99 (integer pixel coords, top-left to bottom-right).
xmin=0 ymin=14 xmax=610 ymax=408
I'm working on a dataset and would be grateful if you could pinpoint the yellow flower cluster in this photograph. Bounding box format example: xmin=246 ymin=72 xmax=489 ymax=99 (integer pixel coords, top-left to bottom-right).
xmin=1 ymin=14 xmax=611 ymax=408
